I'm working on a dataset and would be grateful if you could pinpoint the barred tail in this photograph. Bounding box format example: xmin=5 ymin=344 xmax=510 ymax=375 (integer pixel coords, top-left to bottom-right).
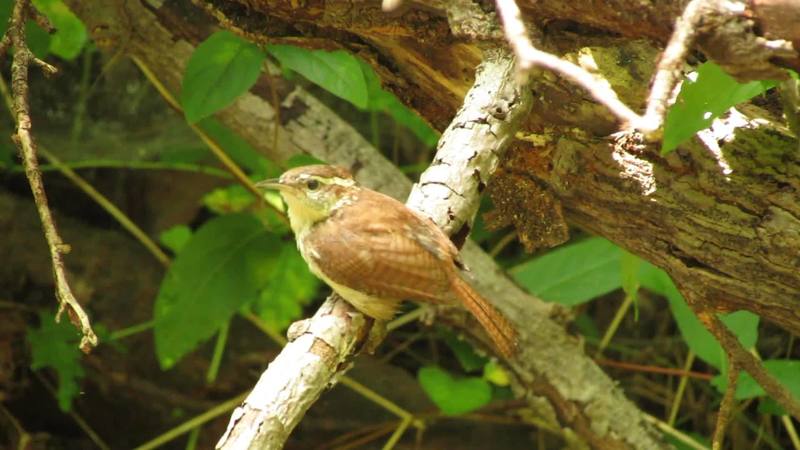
xmin=451 ymin=276 xmax=518 ymax=358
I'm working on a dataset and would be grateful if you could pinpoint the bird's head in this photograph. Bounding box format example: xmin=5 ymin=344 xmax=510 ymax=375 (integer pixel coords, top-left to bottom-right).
xmin=257 ymin=164 xmax=359 ymax=232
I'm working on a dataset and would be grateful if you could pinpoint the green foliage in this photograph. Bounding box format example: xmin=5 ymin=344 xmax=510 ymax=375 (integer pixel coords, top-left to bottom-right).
xmin=267 ymin=44 xmax=439 ymax=147
xmin=0 ymin=1 xmax=52 ymax=59
xmin=418 ymin=366 xmax=492 ymax=415
xmin=712 ymin=360 xmax=800 ymax=409
xmin=253 ymin=243 xmax=319 ymax=331
xmin=25 ymin=20 xmax=50 ymax=58
xmin=442 ymin=331 xmax=486 ymax=372
xmin=356 ymin=59 xmax=439 ymax=147
xmin=154 ymin=214 xmax=281 ymax=369
xmin=267 ymin=44 xmax=369 ymax=109
xmin=662 ymin=62 xmax=775 ymax=154
xmin=158 ymin=225 xmax=193 ymax=254
xmin=27 ymin=311 xmax=85 ymax=411
xmin=639 ymin=263 xmax=759 ymax=370
xmin=31 ymin=0 xmax=86 ymax=60
xmin=203 ymin=184 xmax=256 ymax=214
xmin=511 ymin=237 xmax=623 ymax=306
xmin=181 ymin=31 xmax=266 ymax=123
xmin=482 ymin=360 xmax=510 ymax=387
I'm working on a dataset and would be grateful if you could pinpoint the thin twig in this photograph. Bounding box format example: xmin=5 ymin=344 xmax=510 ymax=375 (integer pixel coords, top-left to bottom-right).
xmin=494 ymin=0 xmax=712 ymax=138
xmin=640 ymin=0 xmax=709 ymax=138
xmin=712 ymin=361 xmax=739 ymax=450
xmin=697 ymin=309 xmax=800 ymax=420
xmin=494 ymin=0 xmax=641 ymax=127
xmin=4 ymin=0 xmax=97 ymax=352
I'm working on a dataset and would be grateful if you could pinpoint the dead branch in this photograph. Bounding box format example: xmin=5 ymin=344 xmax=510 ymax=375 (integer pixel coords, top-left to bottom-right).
xmin=2 ymin=0 xmax=97 ymax=352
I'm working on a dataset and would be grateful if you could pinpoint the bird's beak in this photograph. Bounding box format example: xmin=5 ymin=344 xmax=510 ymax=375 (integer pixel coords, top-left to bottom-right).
xmin=255 ymin=178 xmax=286 ymax=192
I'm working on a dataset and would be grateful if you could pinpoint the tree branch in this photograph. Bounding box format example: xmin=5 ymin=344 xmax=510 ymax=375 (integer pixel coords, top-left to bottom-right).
xmin=217 ymin=48 xmax=532 ymax=450
xmin=3 ymin=0 xmax=97 ymax=352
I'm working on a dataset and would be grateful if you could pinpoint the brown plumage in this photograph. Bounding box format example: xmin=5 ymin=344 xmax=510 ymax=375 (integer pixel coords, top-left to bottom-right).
xmin=259 ymin=165 xmax=518 ymax=358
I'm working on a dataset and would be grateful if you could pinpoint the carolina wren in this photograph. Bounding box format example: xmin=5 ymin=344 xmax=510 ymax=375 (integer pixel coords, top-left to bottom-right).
xmin=257 ymin=165 xmax=517 ymax=357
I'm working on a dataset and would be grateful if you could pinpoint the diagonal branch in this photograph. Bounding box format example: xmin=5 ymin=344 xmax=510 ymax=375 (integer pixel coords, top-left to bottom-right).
xmin=695 ymin=307 xmax=800 ymax=420
xmin=216 ymin=48 xmax=532 ymax=450
xmin=495 ymin=0 xmax=710 ymax=138
xmin=3 ymin=0 xmax=97 ymax=352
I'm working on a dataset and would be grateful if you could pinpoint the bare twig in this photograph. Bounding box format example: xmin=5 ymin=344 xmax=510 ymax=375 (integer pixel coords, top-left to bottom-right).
xmin=494 ymin=0 xmax=712 ymax=138
xmin=3 ymin=0 xmax=97 ymax=352
xmin=697 ymin=309 xmax=800 ymax=420
xmin=494 ymin=0 xmax=641 ymax=127
xmin=712 ymin=361 xmax=739 ymax=450
xmin=640 ymin=0 xmax=708 ymax=138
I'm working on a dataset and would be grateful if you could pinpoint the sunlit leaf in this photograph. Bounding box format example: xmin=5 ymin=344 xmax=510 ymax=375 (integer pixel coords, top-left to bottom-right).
xmin=267 ymin=45 xmax=368 ymax=109
xmin=662 ymin=62 xmax=775 ymax=154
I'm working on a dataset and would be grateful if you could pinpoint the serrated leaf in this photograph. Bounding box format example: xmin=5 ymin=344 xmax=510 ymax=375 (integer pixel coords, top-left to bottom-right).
xmin=154 ymin=214 xmax=280 ymax=369
xmin=267 ymin=44 xmax=368 ymax=109
xmin=27 ymin=311 xmax=85 ymax=411
xmin=510 ymin=237 xmax=622 ymax=306
xmin=181 ymin=31 xmax=266 ymax=123
xmin=159 ymin=225 xmax=192 ymax=254
xmin=31 ymin=0 xmax=86 ymax=60
xmin=662 ymin=62 xmax=776 ymax=154
xmin=639 ymin=263 xmax=759 ymax=369
xmin=418 ymin=366 xmax=492 ymax=415
xmin=253 ymin=243 xmax=320 ymax=331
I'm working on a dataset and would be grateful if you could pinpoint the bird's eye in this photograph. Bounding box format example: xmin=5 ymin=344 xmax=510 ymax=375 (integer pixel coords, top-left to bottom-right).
xmin=306 ymin=179 xmax=320 ymax=191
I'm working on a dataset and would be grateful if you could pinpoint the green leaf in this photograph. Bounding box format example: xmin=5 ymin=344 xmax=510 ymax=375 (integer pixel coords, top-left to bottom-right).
xmin=442 ymin=331 xmax=487 ymax=373
xmin=639 ymin=263 xmax=759 ymax=369
xmin=662 ymin=62 xmax=776 ymax=154
xmin=25 ymin=21 xmax=51 ymax=59
xmin=27 ymin=311 xmax=85 ymax=411
xmin=357 ymin=59 xmax=439 ymax=147
xmin=711 ymin=360 xmax=800 ymax=407
xmin=418 ymin=366 xmax=492 ymax=415
xmin=203 ymin=184 xmax=256 ymax=214
xmin=159 ymin=225 xmax=193 ymax=254
xmin=154 ymin=214 xmax=280 ymax=369
xmin=267 ymin=44 xmax=368 ymax=109
xmin=510 ymin=237 xmax=622 ymax=306
xmin=181 ymin=31 xmax=266 ymax=123
xmin=253 ymin=243 xmax=320 ymax=331
xmin=483 ymin=361 xmax=510 ymax=387
xmin=31 ymin=0 xmax=86 ymax=60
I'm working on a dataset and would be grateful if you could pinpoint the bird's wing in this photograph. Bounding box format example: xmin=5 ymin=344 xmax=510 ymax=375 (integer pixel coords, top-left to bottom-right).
xmin=303 ymin=190 xmax=455 ymax=303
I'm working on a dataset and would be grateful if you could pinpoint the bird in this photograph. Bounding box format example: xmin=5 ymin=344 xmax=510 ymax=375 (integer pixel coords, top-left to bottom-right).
xmin=257 ymin=164 xmax=517 ymax=357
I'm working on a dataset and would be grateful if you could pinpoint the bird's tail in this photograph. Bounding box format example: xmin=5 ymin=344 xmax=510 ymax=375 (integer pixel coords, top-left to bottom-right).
xmin=451 ymin=276 xmax=518 ymax=358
